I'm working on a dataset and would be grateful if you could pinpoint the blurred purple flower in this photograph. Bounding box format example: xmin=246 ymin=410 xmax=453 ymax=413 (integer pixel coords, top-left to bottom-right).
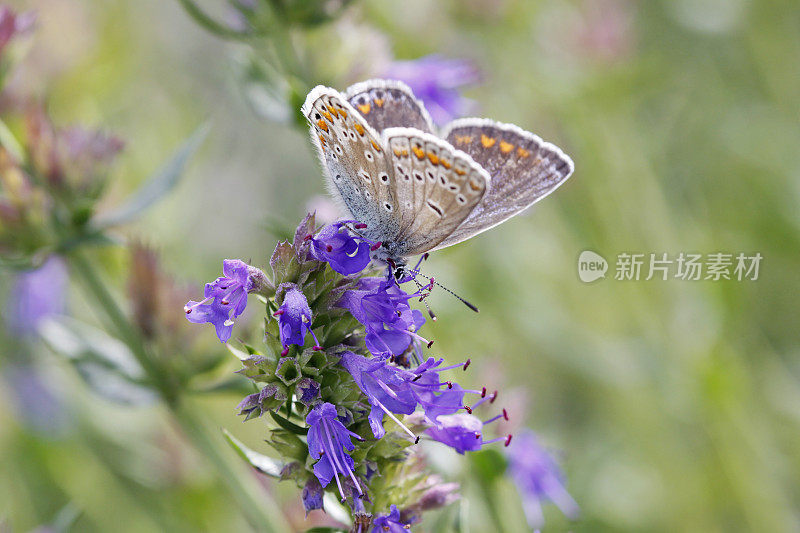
xmin=273 ymin=286 xmax=321 ymax=355
xmin=302 ymin=476 xmax=324 ymax=515
xmin=506 ymin=430 xmax=579 ymax=529
xmin=0 ymin=6 xmax=35 ymax=56
xmin=8 ymin=256 xmax=67 ymax=337
xmin=371 ymin=505 xmax=411 ymax=532
xmin=307 ymin=221 xmax=373 ymax=276
xmin=184 ymin=259 xmax=269 ymax=343
xmin=4 ymin=364 xmax=69 ymax=436
xmin=337 ymin=277 xmax=427 ymax=359
xmin=306 ymin=402 xmax=364 ymax=501
xmin=383 ymin=55 xmax=480 ymax=125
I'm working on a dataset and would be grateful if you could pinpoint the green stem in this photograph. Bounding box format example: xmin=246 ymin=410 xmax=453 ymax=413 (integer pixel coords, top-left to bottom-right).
xmin=67 ymin=249 xmax=291 ymax=533
xmin=175 ymin=0 xmax=256 ymax=40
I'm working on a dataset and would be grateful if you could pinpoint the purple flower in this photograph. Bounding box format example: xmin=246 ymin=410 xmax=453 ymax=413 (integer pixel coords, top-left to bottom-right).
xmin=0 ymin=6 xmax=35 ymax=56
xmin=339 ymin=352 xmax=476 ymax=440
xmin=273 ymin=286 xmax=321 ymax=355
xmin=307 ymin=221 xmax=374 ymax=275
xmin=383 ymin=55 xmax=480 ymax=126
xmin=339 ymin=351 xmax=417 ymax=439
xmin=184 ymin=259 xmax=269 ymax=343
xmin=371 ymin=505 xmax=411 ymax=533
xmin=306 ymin=402 xmax=364 ymax=501
xmin=426 ymin=394 xmax=511 ymax=455
xmin=302 ymin=476 xmax=324 ymax=515
xmin=337 ymin=277 xmax=428 ymax=359
xmin=506 ymin=430 xmax=579 ymax=530
xmin=8 ymin=256 xmax=67 ymax=337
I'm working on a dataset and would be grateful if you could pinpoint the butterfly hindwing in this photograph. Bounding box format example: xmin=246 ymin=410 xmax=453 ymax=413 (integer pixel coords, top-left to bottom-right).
xmin=437 ymin=118 xmax=574 ymax=249
xmin=383 ymin=127 xmax=489 ymax=257
xmin=345 ymin=79 xmax=436 ymax=135
xmin=302 ymin=86 xmax=401 ymax=243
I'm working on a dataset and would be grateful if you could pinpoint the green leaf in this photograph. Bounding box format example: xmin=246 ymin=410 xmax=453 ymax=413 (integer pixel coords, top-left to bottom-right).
xmin=322 ymin=493 xmax=353 ymax=527
xmin=92 ymin=123 xmax=209 ymax=228
xmin=222 ymin=428 xmax=284 ymax=478
xmin=38 ymin=317 xmax=157 ymax=405
xmin=270 ymin=410 xmax=309 ymax=435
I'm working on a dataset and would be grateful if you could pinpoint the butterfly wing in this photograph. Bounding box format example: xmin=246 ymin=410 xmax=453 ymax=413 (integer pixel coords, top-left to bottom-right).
xmin=302 ymin=86 xmax=401 ymax=243
xmin=383 ymin=127 xmax=490 ymax=257
xmin=345 ymin=79 xmax=436 ymax=134
xmin=434 ymin=118 xmax=574 ymax=250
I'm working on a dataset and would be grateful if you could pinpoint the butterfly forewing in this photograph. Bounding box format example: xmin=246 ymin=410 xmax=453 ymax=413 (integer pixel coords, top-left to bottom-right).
xmin=383 ymin=127 xmax=489 ymax=257
xmin=302 ymin=86 xmax=401 ymax=243
xmin=345 ymin=79 xmax=435 ymax=135
xmin=436 ymin=118 xmax=574 ymax=249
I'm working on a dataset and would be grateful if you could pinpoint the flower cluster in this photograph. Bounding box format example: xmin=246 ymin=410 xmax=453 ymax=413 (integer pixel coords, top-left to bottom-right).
xmin=185 ymin=214 xmax=575 ymax=531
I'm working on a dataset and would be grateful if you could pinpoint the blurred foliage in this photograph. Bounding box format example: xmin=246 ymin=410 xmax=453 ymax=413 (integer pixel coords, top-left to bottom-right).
xmin=1 ymin=0 xmax=799 ymax=531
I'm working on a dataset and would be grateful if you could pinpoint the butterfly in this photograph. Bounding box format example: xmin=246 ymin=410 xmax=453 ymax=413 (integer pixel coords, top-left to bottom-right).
xmin=302 ymin=79 xmax=574 ymax=279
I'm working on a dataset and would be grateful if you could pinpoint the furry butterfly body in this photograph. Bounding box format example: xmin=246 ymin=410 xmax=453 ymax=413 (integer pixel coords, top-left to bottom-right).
xmin=302 ymin=79 xmax=574 ymax=275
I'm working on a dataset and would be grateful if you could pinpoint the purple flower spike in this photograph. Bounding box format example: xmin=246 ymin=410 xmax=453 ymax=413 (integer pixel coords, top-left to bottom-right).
xmin=306 ymin=402 xmax=364 ymax=502
xmin=274 ymin=286 xmax=320 ymax=354
xmin=308 ymin=222 xmax=372 ymax=275
xmin=338 ymin=277 xmax=428 ymax=359
xmin=184 ymin=259 xmax=269 ymax=343
xmin=506 ymin=430 xmax=579 ymax=530
xmin=371 ymin=505 xmax=411 ymax=533
xmin=383 ymin=54 xmax=480 ymax=125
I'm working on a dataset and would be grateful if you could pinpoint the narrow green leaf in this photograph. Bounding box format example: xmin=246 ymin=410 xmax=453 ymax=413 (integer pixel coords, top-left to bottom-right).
xmin=93 ymin=123 xmax=209 ymax=228
xmin=270 ymin=410 xmax=309 ymax=435
xmin=222 ymin=428 xmax=284 ymax=478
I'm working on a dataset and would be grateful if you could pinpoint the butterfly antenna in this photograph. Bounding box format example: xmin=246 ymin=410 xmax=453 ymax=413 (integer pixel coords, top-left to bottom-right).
xmin=411 ymin=276 xmax=438 ymax=321
xmin=412 ymin=271 xmax=480 ymax=313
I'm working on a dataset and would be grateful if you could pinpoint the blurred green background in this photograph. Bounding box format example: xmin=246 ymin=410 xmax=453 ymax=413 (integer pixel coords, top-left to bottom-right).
xmin=1 ymin=0 xmax=799 ymax=531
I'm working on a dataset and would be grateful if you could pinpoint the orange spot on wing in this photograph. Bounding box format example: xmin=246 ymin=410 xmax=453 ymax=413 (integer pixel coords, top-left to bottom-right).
xmin=440 ymin=159 xmax=452 ymax=169
xmin=455 ymin=168 xmax=466 ymax=176
xmin=318 ymin=135 xmax=326 ymax=146
xmin=455 ymin=135 xmax=472 ymax=145
xmin=517 ymin=147 xmax=530 ymax=158
xmin=326 ymin=105 xmax=339 ymax=118
xmin=499 ymin=140 xmax=514 ymax=153
xmin=354 ymin=123 xmax=365 ymax=136
xmin=370 ymin=140 xmax=382 ymax=152
xmin=339 ymin=109 xmax=348 ymax=119
xmin=412 ymin=146 xmax=425 ymax=160
xmin=322 ymin=110 xmax=333 ymax=123
xmin=469 ymin=179 xmax=482 ymax=191
xmin=481 ymin=134 xmax=496 ymax=148
xmin=317 ymin=119 xmax=329 ymax=132
xmin=374 ymin=98 xmax=384 ymax=107
xmin=357 ymin=103 xmax=371 ymax=114
xmin=427 ymin=152 xmax=439 ymax=165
